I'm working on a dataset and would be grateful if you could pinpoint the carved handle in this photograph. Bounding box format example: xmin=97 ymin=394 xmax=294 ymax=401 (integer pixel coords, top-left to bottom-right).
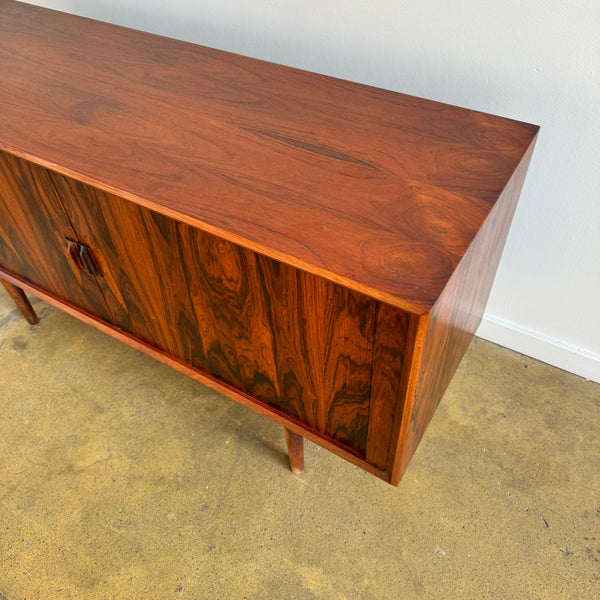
xmin=65 ymin=238 xmax=84 ymax=270
xmin=65 ymin=238 xmax=102 ymax=277
xmin=79 ymin=243 xmax=103 ymax=277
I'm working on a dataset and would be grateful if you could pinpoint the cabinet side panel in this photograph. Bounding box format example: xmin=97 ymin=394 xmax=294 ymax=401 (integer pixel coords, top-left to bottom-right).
xmin=365 ymin=303 xmax=410 ymax=470
xmin=0 ymin=151 xmax=110 ymax=321
xmin=49 ymin=172 xmax=376 ymax=453
xmin=395 ymin=138 xmax=538 ymax=479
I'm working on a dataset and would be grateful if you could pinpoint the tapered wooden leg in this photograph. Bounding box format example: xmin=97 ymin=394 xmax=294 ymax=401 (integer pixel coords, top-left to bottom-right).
xmin=1 ymin=279 xmax=39 ymax=325
xmin=284 ymin=428 xmax=304 ymax=474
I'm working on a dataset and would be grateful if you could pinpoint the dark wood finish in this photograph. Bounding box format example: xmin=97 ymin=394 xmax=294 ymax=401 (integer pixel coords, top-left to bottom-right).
xmin=0 ymin=268 xmax=389 ymax=481
xmin=387 ymin=312 xmax=430 ymax=484
xmin=0 ymin=1 xmax=539 ymax=485
xmin=284 ymin=429 xmax=305 ymax=475
xmin=0 ymin=150 xmax=111 ymax=322
xmin=49 ymin=171 xmax=377 ymax=454
xmin=1 ymin=279 xmax=38 ymax=324
xmin=365 ymin=304 xmax=410 ymax=469
xmin=0 ymin=0 xmax=538 ymax=312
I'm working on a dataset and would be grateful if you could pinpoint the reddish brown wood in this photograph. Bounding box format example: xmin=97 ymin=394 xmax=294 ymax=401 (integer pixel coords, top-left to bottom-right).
xmin=388 ymin=312 xmax=430 ymax=485
xmin=284 ymin=428 xmax=305 ymax=474
xmin=0 ymin=267 xmax=390 ymax=481
xmin=49 ymin=170 xmax=377 ymax=454
xmin=0 ymin=1 xmax=538 ymax=312
xmin=78 ymin=243 xmax=103 ymax=277
xmin=0 ymin=1 xmax=540 ymax=485
xmin=390 ymin=138 xmax=538 ymax=484
xmin=365 ymin=304 xmax=409 ymax=469
xmin=0 ymin=278 xmax=38 ymax=324
xmin=0 ymin=150 xmax=111 ymax=322
xmin=65 ymin=238 xmax=84 ymax=272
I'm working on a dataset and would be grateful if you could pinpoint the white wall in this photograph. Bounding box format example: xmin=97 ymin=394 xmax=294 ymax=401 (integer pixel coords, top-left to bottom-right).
xmin=24 ymin=1 xmax=600 ymax=382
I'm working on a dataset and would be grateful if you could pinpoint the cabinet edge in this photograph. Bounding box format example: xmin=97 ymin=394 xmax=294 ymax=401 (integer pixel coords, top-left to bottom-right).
xmin=0 ymin=145 xmax=428 ymax=316
xmin=389 ymin=135 xmax=539 ymax=484
xmin=387 ymin=312 xmax=431 ymax=486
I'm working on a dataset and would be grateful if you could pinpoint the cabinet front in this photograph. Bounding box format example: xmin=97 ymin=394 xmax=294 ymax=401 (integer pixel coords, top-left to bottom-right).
xmin=0 ymin=151 xmax=110 ymax=321
xmin=49 ymin=172 xmax=389 ymax=455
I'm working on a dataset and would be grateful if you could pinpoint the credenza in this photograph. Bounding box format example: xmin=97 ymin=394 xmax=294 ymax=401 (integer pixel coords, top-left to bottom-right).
xmin=0 ymin=0 xmax=538 ymax=485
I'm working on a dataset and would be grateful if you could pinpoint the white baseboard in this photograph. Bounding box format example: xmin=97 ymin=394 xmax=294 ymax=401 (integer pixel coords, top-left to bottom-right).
xmin=476 ymin=314 xmax=600 ymax=383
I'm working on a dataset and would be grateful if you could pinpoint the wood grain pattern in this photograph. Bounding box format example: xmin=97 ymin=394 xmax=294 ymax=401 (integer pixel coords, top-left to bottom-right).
xmin=392 ymin=135 xmax=539 ymax=483
xmin=365 ymin=303 xmax=410 ymax=469
xmin=0 ymin=1 xmax=540 ymax=485
xmin=0 ymin=0 xmax=539 ymax=311
xmin=0 ymin=267 xmax=390 ymax=481
xmin=49 ymin=170 xmax=377 ymax=453
xmin=387 ymin=312 xmax=430 ymax=484
xmin=0 ymin=150 xmax=111 ymax=322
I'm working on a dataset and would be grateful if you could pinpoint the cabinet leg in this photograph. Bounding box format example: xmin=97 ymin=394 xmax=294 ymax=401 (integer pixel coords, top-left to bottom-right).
xmin=284 ymin=428 xmax=304 ymax=474
xmin=1 ymin=279 xmax=39 ymax=325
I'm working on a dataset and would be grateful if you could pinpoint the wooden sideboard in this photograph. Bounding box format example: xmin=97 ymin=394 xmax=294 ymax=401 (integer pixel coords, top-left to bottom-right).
xmin=0 ymin=0 xmax=538 ymax=486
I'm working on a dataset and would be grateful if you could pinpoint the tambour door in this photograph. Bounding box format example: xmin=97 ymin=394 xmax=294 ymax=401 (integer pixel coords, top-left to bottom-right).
xmin=0 ymin=151 xmax=110 ymax=321
xmin=49 ymin=171 xmax=387 ymax=455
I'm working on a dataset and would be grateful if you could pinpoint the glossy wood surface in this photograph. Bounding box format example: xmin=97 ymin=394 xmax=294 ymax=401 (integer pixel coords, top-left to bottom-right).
xmin=49 ymin=170 xmax=379 ymax=454
xmin=0 ymin=267 xmax=390 ymax=480
xmin=365 ymin=304 xmax=410 ymax=470
xmin=391 ymin=138 xmax=538 ymax=484
xmin=0 ymin=150 xmax=111 ymax=322
xmin=0 ymin=1 xmax=540 ymax=485
xmin=0 ymin=0 xmax=539 ymax=312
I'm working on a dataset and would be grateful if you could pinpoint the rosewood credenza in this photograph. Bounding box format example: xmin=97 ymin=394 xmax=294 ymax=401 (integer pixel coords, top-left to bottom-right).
xmin=0 ymin=0 xmax=538 ymax=485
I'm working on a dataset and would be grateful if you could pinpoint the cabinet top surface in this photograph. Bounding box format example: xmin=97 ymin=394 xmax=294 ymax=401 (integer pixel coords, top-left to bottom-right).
xmin=0 ymin=0 xmax=538 ymax=311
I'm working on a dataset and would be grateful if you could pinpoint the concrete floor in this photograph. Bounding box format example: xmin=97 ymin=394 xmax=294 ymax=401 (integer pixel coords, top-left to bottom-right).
xmin=0 ymin=288 xmax=598 ymax=600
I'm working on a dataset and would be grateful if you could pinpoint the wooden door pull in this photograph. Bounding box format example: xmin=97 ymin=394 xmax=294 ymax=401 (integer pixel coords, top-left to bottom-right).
xmin=65 ymin=239 xmax=102 ymax=277
xmin=65 ymin=238 xmax=84 ymax=271
xmin=78 ymin=243 xmax=102 ymax=277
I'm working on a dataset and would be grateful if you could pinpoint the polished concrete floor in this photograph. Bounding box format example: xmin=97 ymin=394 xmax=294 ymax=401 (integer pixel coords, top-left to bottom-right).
xmin=0 ymin=287 xmax=598 ymax=600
